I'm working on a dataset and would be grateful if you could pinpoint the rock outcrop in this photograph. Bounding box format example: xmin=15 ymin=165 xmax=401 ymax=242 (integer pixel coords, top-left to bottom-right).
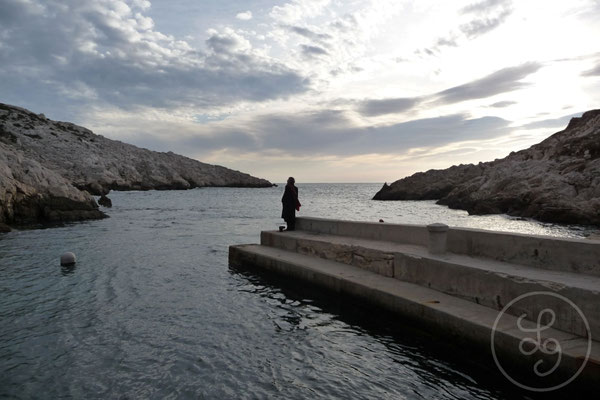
xmin=98 ymin=195 xmax=112 ymax=208
xmin=0 ymin=142 xmax=105 ymax=227
xmin=0 ymin=102 xmax=273 ymax=229
xmin=373 ymin=110 xmax=600 ymax=225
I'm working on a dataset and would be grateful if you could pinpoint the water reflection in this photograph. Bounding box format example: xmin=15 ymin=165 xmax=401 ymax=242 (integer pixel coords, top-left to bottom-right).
xmin=229 ymin=264 xmax=558 ymax=400
xmin=61 ymin=264 xmax=77 ymax=276
xmin=1 ymin=186 xmax=592 ymax=400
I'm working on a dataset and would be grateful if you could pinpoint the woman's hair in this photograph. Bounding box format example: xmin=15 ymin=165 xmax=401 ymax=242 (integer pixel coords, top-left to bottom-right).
xmin=287 ymin=177 xmax=295 ymax=184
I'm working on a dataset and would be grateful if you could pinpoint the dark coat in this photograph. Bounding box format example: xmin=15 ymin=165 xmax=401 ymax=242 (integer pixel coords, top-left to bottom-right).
xmin=281 ymin=184 xmax=298 ymax=220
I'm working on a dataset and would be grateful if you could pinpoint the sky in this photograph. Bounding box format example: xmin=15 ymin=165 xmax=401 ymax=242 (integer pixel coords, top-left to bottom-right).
xmin=1 ymin=0 xmax=599 ymax=183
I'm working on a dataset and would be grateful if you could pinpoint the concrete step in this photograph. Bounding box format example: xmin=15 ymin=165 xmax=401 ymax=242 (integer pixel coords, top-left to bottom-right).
xmin=295 ymin=217 xmax=600 ymax=277
xmin=229 ymin=243 xmax=600 ymax=391
xmin=261 ymin=230 xmax=600 ymax=340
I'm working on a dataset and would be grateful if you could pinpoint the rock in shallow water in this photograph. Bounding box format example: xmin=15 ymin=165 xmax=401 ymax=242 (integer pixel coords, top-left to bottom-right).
xmin=98 ymin=195 xmax=112 ymax=208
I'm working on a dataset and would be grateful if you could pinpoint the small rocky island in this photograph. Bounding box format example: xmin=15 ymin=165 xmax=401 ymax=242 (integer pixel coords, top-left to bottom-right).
xmin=374 ymin=110 xmax=600 ymax=225
xmin=0 ymin=103 xmax=272 ymax=230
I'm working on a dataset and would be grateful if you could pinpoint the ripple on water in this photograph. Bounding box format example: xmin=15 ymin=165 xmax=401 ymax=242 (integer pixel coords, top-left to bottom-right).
xmin=0 ymin=184 xmax=579 ymax=399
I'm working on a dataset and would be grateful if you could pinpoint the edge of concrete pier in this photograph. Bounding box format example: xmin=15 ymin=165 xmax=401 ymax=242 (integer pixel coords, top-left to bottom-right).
xmin=229 ymin=217 xmax=600 ymax=394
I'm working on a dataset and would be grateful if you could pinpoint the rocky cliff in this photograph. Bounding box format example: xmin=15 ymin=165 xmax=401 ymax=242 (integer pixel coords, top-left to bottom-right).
xmin=0 ymin=103 xmax=272 ymax=230
xmin=0 ymin=141 xmax=105 ymax=229
xmin=373 ymin=110 xmax=600 ymax=225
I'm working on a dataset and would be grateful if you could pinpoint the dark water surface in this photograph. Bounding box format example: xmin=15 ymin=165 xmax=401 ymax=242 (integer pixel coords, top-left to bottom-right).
xmin=0 ymin=184 xmax=591 ymax=399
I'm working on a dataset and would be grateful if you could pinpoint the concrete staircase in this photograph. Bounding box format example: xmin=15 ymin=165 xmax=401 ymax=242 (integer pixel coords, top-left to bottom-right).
xmin=229 ymin=217 xmax=600 ymax=391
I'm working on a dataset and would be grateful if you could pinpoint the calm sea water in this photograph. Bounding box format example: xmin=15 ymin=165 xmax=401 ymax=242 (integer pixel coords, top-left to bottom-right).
xmin=0 ymin=184 xmax=592 ymax=399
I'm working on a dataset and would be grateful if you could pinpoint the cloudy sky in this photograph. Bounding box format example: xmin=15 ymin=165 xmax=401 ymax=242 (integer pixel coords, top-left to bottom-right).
xmin=1 ymin=0 xmax=599 ymax=182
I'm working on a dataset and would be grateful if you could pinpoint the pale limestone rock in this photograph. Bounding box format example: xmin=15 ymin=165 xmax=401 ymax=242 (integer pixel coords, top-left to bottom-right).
xmin=0 ymin=142 xmax=104 ymax=224
xmin=374 ymin=110 xmax=600 ymax=225
xmin=0 ymin=103 xmax=271 ymax=196
xmin=0 ymin=102 xmax=272 ymax=227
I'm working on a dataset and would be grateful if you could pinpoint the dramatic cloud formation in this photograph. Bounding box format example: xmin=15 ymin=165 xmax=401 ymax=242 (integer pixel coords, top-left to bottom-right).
xmin=1 ymin=0 xmax=598 ymax=182
xmin=353 ymin=62 xmax=539 ymax=116
xmin=131 ymin=111 xmax=511 ymax=158
xmin=0 ymin=0 xmax=308 ymax=116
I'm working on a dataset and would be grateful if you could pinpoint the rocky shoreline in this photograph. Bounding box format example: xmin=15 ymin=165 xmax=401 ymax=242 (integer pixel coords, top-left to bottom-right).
xmin=374 ymin=110 xmax=600 ymax=225
xmin=0 ymin=103 xmax=272 ymax=231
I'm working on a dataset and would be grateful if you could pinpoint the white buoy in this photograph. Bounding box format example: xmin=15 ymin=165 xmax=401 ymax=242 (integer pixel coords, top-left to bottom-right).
xmin=60 ymin=252 xmax=76 ymax=266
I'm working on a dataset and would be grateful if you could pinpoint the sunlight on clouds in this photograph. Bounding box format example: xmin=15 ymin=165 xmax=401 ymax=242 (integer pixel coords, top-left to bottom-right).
xmin=135 ymin=13 xmax=155 ymax=30
xmin=269 ymin=0 xmax=331 ymax=24
xmin=2 ymin=0 xmax=600 ymax=182
xmin=506 ymin=63 xmax=589 ymax=123
xmin=131 ymin=0 xmax=151 ymax=10
xmin=195 ymin=141 xmax=512 ymax=183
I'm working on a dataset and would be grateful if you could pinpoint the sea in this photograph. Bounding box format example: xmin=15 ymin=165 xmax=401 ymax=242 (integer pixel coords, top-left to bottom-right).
xmin=0 ymin=183 xmax=593 ymax=399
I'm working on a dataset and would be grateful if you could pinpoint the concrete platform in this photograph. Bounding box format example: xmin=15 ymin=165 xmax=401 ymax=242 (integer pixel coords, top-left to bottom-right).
xmin=230 ymin=217 xmax=600 ymax=393
xmin=295 ymin=217 xmax=600 ymax=276
xmin=261 ymin=230 xmax=600 ymax=339
xmin=229 ymin=244 xmax=600 ymax=391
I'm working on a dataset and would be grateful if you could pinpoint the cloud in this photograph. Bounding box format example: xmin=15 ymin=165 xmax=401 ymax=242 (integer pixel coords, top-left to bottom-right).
xmin=287 ymin=25 xmax=333 ymax=42
xmin=582 ymin=62 xmax=600 ymax=76
xmin=279 ymin=112 xmax=510 ymax=155
xmin=460 ymin=0 xmax=510 ymax=14
xmin=143 ymin=111 xmax=511 ymax=158
xmin=434 ymin=62 xmax=541 ymax=104
xmin=352 ymin=62 xmax=539 ymax=116
xmin=205 ymin=28 xmax=251 ymax=53
xmin=459 ymin=0 xmax=513 ymax=38
xmin=519 ymin=112 xmax=582 ymax=130
xmin=236 ymin=11 xmax=252 ymax=20
xmin=460 ymin=8 xmax=512 ymax=38
xmin=0 ymin=0 xmax=310 ymax=120
xmin=329 ymin=13 xmax=358 ymax=32
xmin=436 ymin=36 xmax=458 ymax=47
xmin=330 ymin=64 xmax=362 ymax=76
xmin=270 ymin=0 xmax=331 ymax=24
xmin=357 ymin=97 xmax=421 ymax=117
xmin=364 ymin=114 xmax=511 ymax=151
xmin=300 ymin=44 xmax=329 ymax=58
xmin=284 ymin=25 xmax=334 ymax=60
xmin=131 ymin=0 xmax=151 ymax=10
xmin=422 ymin=0 xmax=513 ymax=57
xmin=489 ymin=100 xmax=517 ymax=108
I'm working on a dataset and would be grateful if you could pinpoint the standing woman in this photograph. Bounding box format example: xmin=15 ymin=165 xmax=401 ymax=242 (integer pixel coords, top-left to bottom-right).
xmin=281 ymin=177 xmax=300 ymax=231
